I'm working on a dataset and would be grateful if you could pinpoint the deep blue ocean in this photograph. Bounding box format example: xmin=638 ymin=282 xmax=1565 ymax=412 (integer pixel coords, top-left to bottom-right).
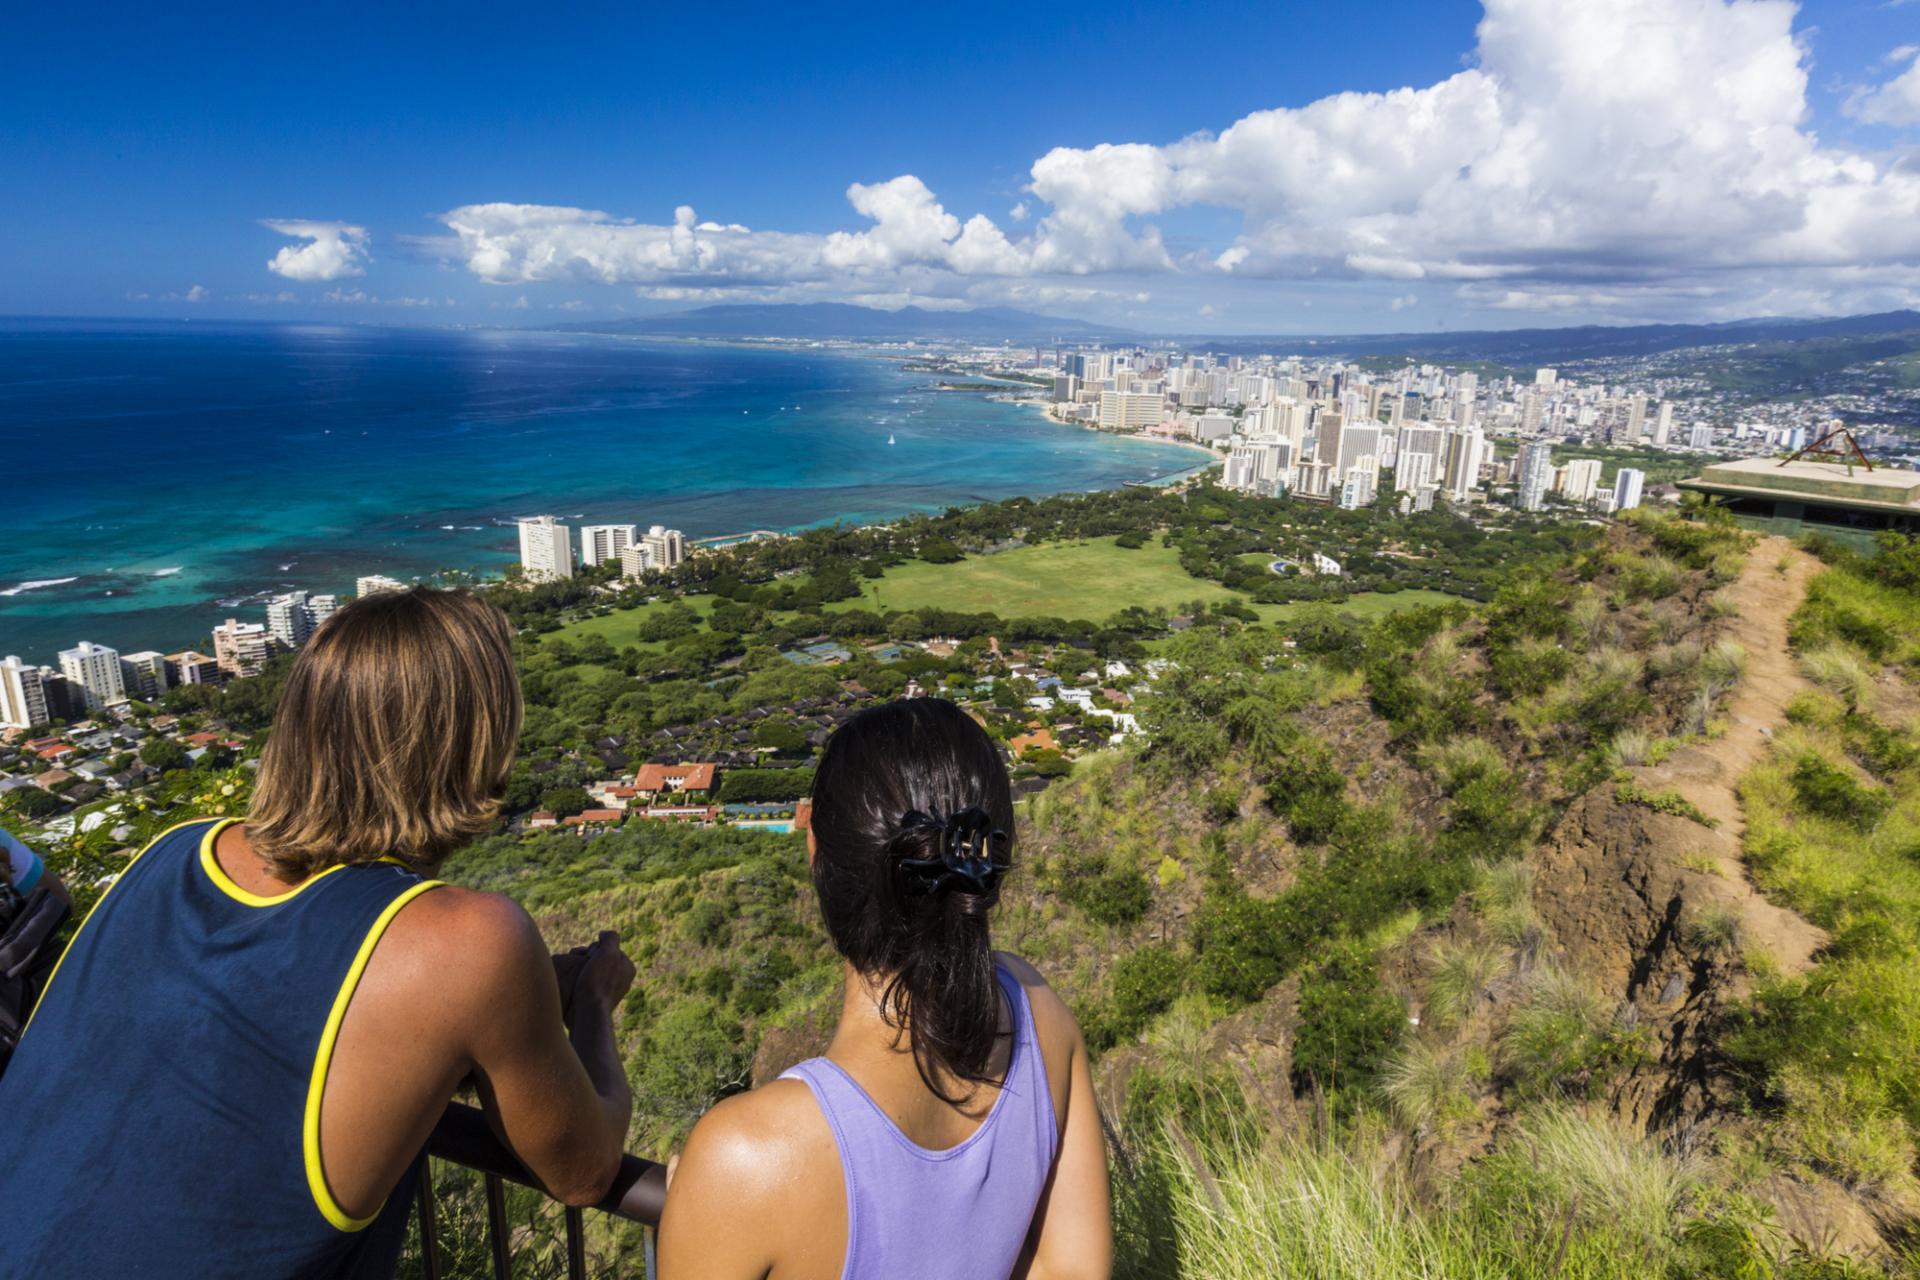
xmin=0 ymin=321 xmax=1204 ymax=665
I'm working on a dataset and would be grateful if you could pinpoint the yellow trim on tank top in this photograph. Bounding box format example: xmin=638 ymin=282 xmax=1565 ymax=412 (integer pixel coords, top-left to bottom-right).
xmin=197 ymin=819 xmax=408 ymax=906
xmin=303 ymin=877 xmax=445 ymax=1232
xmin=21 ymin=816 xmax=213 ymax=1037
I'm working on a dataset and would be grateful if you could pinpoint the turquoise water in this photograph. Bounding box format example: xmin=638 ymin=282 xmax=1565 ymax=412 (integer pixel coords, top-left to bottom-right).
xmin=0 ymin=321 xmax=1204 ymax=665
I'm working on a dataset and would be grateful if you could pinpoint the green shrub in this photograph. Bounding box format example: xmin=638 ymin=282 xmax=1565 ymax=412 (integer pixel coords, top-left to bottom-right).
xmin=1788 ymin=752 xmax=1892 ymax=831
xmin=1062 ymin=857 xmax=1152 ymax=925
xmin=1193 ymin=893 xmax=1296 ymax=1004
xmin=1104 ymin=946 xmax=1187 ymax=1046
xmin=1616 ymin=781 xmax=1718 ymax=827
xmin=1289 ymin=951 xmax=1406 ymax=1105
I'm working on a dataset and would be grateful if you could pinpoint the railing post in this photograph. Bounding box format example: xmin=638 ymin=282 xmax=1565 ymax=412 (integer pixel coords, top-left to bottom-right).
xmin=644 ymin=1227 xmax=659 ymax=1280
xmin=564 ymin=1207 xmax=586 ymax=1280
xmin=414 ymin=1164 xmax=442 ymax=1280
xmin=484 ymin=1172 xmax=511 ymax=1280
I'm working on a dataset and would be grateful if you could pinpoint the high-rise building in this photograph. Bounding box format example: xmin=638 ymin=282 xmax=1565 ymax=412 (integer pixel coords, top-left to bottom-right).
xmin=0 ymin=655 xmax=50 ymax=729
xmin=517 ymin=516 xmax=575 ymax=583
xmin=618 ymin=544 xmax=657 ymax=581
xmin=212 ymin=619 xmax=277 ymax=679
xmin=1652 ymin=401 xmax=1674 ymax=446
xmin=1314 ymin=412 xmax=1345 ymax=468
xmin=266 ymin=591 xmax=316 ymax=650
xmin=1535 ymin=368 xmax=1558 ymax=388
xmin=165 ymin=651 xmax=222 ymax=686
xmin=1560 ymin=458 xmax=1604 ymax=503
xmin=1338 ymin=464 xmax=1378 ymax=510
xmin=1050 ymin=375 xmax=1077 ymax=403
xmin=1625 ymin=395 xmax=1648 ymax=442
xmin=580 ymin=524 xmax=638 ymax=567
xmin=1395 ymin=451 xmax=1437 ymax=498
xmin=639 ymin=525 xmax=688 ymax=572
xmin=1336 ymin=424 xmax=1382 ymax=481
xmin=1096 ymin=390 xmax=1164 ymax=431
xmin=1688 ymin=424 xmax=1716 ymax=450
xmin=118 ymin=651 xmax=171 ymax=702
xmin=1441 ymin=426 xmax=1486 ymax=502
xmin=1614 ymin=468 xmax=1646 ymax=512
xmin=59 ymin=640 xmax=125 ymax=710
xmin=1517 ymin=442 xmax=1557 ymax=511
xmin=355 ymin=574 xmax=407 ymax=597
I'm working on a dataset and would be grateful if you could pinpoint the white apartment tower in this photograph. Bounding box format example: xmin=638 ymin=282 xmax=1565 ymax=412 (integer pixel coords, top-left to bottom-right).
xmin=579 ymin=524 xmax=638 ymax=567
xmin=1096 ymin=390 xmax=1164 ymax=431
xmin=517 ymin=516 xmax=575 ymax=583
xmin=1517 ymin=442 xmax=1557 ymax=512
xmin=59 ymin=640 xmax=126 ymax=709
xmin=266 ymin=591 xmax=316 ymax=650
xmin=639 ymin=526 xmax=687 ymax=571
xmin=1559 ymin=458 xmax=1604 ymax=503
xmin=356 ymin=574 xmax=407 ymax=597
xmin=1614 ymin=468 xmax=1646 ymax=512
xmin=1652 ymin=401 xmax=1674 ymax=446
xmin=1 ymin=656 xmax=50 ymax=729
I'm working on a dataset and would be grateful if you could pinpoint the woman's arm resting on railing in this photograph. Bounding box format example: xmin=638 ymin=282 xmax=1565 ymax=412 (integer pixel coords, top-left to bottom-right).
xmin=449 ymin=894 xmax=636 ymax=1207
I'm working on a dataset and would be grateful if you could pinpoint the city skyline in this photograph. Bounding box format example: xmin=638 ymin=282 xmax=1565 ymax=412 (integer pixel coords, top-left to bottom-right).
xmin=6 ymin=0 xmax=1918 ymax=333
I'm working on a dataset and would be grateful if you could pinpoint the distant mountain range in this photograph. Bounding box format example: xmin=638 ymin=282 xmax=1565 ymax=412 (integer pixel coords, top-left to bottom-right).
xmin=1182 ymin=310 xmax=1920 ymax=365
xmin=558 ymin=302 xmax=1920 ymax=368
xmin=560 ymin=302 xmax=1137 ymax=342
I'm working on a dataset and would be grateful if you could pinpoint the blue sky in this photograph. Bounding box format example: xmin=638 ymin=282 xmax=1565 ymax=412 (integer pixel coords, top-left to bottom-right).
xmin=4 ymin=0 xmax=1916 ymax=333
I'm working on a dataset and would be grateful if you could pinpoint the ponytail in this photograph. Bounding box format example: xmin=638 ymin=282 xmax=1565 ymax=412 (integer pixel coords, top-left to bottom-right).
xmin=809 ymin=700 xmax=1015 ymax=1101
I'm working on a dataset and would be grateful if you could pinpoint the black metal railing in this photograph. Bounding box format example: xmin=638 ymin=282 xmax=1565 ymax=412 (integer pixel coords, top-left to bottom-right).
xmin=416 ymin=1103 xmax=666 ymax=1280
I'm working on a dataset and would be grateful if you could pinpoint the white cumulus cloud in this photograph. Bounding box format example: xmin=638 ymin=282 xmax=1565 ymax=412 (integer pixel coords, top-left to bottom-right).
xmin=1848 ymin=47 xmax=1920 ymax=127
xmin=263 ymin=219 xmax=370 ymax=282
xmin=429 ymin=0 xmax=1920 ymax=320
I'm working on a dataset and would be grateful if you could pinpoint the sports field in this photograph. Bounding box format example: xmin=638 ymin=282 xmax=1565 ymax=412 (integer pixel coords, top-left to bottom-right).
xmin=829 ymin=538 xmax=1238 ymax=620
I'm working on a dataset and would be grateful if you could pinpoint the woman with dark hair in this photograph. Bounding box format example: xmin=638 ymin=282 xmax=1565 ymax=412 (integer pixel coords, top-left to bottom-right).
xmin=660 ymin=698 xmax=1112 ymax=1279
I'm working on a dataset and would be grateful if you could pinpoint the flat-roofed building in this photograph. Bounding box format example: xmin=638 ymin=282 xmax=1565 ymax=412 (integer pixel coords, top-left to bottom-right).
xmin=118 ymin=650 xmax=171 ymax=701
xmin=580 ymin=524 xmax=638 ymax=567
xmin=517 ymin=516 xmax=574 ymax=583
xmin=355 ymin=574 xmax=407 ymax=597
xmin=639 ymin=525 xmax=687 ymax=571
xmin=1096 ymin=390 xmax=1164 ymax=431
xmin=212 ymin=619 xmax=277 ymax=679
xmin=1 ymin=655 xmax=50 ymax=729
xmin=59 ymin=641 xmax=125 ymax=709
xmin=1679 ymin=457 xmax=1920 ymax=551
xmin=165 ymin=651 xmax=222 ymax=686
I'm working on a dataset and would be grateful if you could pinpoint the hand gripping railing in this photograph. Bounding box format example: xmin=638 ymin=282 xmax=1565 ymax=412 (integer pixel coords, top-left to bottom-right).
xmin=417 ymin=1102 xmax=666 ymax=1280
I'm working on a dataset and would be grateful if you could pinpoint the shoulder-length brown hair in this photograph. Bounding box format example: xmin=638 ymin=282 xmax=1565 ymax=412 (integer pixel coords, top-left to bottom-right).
xmin=248 ymin=587 xmax=521 ymax=878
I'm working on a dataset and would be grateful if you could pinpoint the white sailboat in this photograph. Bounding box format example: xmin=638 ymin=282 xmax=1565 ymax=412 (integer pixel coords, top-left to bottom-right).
xmin=887 ymin=433 xmax=896 ymax=445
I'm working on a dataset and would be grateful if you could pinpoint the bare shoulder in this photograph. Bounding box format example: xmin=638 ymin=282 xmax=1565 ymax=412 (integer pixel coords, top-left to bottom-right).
xmin=994 ymin=951 xmax=1082 ymax=1044
xmin=372 ymin=884 xmax=546 ymax=1004
xmin=674 ymin=1079 xmax=834 ymax=1206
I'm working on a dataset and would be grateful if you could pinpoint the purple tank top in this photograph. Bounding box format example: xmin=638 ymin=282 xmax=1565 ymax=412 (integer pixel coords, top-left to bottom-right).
xmin=781 ymin=963 xmax=1059 ymax=1280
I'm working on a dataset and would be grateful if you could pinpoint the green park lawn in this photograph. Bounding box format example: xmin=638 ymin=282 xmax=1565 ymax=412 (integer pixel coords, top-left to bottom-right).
xmin=828 ymin=538 xmax=1238 ymax=620
xmin=538 ymin=540 xmax=1462 ymax=676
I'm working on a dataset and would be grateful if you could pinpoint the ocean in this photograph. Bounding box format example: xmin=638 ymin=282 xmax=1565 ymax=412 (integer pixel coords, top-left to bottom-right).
xmin=0 ymin=320 xmax=1205 ymax=665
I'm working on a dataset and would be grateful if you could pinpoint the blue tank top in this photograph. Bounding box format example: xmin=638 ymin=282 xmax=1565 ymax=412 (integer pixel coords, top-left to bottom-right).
xmin=0 ymin=818 xmax=445 ymax=1278
xmin=780 ymin=963 xmax=1059 ymax=1280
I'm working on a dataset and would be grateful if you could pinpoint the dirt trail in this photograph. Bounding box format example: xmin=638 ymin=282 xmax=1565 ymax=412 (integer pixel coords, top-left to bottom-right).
xmin=1649 ymin=534 xmax=1827 ymax=975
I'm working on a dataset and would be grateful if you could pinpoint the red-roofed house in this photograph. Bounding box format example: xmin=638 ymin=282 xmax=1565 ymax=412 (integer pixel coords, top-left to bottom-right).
xmin=634 ymin=762 xmax=718 ymax=802
xmin=526 ymin=811 xmax=559 ymax=830
xmin=561 ymin=809 xmax=626 ymax=828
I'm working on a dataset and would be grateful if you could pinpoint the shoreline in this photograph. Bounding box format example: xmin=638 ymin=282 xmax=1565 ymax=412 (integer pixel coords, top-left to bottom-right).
xmin=0 ymin=345 xmax=1208 ymax=665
